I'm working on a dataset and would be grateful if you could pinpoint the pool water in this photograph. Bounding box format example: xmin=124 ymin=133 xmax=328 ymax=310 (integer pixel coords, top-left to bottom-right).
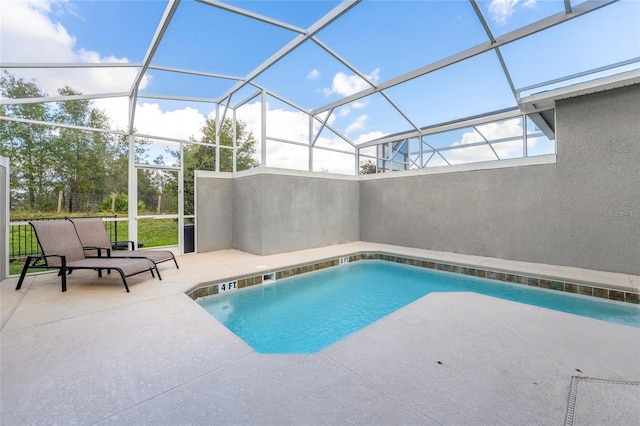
xmin=198 ymin=260 xmax=640 ymax=354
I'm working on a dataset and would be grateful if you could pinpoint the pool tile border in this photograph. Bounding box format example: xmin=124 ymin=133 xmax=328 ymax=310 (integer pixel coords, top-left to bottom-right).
xmin=187 ymin=252 xmax=640 ymax=305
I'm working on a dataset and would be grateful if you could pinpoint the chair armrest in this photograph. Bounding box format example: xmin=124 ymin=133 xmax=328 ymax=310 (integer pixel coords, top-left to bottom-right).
xmin=37 ymin=253 xmax=66 ymax=268
xmin=83 ymin=245 xmax=111 ymax=258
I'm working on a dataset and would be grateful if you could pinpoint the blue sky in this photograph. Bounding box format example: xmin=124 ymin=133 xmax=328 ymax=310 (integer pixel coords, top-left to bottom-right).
xmin=1 ymin=0 xmax=639 ymax=172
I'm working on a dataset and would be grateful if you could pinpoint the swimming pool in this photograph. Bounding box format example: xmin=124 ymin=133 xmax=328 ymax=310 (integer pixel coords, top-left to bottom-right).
xmin=197 ymin=260 xmax=640 ymax=353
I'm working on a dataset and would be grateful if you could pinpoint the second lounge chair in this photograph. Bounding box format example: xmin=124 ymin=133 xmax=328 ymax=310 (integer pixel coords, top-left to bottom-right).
xmin=69 ymin=218 xmax=179 ymax=278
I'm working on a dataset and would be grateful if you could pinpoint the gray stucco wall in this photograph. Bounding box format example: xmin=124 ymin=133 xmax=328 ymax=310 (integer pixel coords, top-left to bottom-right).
xmin=1 ymin=158 xmax=7 ymax=280
xmin=553 ymin=84 xmax=640 ymax=274
xmin=360 ymin=160 xmax=560 ymax=264
xmin=195 ymin=84 xmax=638 ymax=274
xmin=233 ymin=171 xmax=360 ymax=255
xmin=195 ymin=172 xmax=233 ymax=252
xmin=360 ymin=84 xmax=640 ymax=275
xmin=231 ymin=173 xmax=264 ymax=254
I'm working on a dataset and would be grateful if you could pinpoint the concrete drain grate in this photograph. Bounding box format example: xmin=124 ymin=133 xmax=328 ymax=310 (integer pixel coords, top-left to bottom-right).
xmin=565 ymin=376 xmax=640 ymax=426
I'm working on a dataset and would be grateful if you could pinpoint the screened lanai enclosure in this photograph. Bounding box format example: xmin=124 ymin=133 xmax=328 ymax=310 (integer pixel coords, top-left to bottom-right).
xmin=1 ymin=0 xmax=639 ymax=261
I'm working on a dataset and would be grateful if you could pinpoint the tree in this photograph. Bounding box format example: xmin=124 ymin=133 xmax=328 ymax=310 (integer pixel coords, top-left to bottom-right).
xmin=51 ymin=86 xmax=116 ymax=212
xmin=168 ymin=117 xmax=259 ymax=215
xmin=1 ymin=71 xmax=259 ymax=218
xmin=359 ymin=160 xmax=377 ymax=175
xmin=1 ymin=72 xmax=139 ymax=214
xmin=0 ymin=71 xmax=54 ymax=211
xmin=194 ymin=117 xmax=259 ymax=171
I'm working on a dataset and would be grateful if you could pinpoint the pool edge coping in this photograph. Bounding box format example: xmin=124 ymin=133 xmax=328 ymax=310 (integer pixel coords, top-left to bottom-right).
xmin=186 ymin=251 xmax=640 ymax=305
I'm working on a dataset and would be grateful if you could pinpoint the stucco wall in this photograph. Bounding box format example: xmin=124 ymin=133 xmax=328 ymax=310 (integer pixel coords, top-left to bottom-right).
xmin=195 ymin=171 xmax=233 ymax=252
xmin=360 ymin=159 xmax=560 ymax=264
xmin=195 ymin=84 xmax=639 ymax=274
xmin=233 ymin=170 xmax=360 ymax=255
xmin=360 ymin=84 xmax=640 ymax=274
xmin=1 ymin=157 xmax=8 ymax=280
xmin=196 ymin=169 xmax=360 ymax=256
xmin=553 ymin=83 xmax=640 ymax=273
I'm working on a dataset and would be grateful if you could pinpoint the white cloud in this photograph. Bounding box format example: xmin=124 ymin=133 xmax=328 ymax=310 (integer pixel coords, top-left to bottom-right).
xmin=134 ymin=103 xmax=206 ymax=141
xmin=234 ymin=100 xmax=361 ymax=173
xmin=447 ymin=118 xmax=524 ymax=164
xmin=353 ymin=131 xmax=386 ymax=145
xmin=307 ymin=69 xmax=320 ymax=80
xmin=474 ymin=118 xmax=522 ymax=140
xmin=0 ymin=1 xmax=147 ymax=102
xmin=352 ymin=100 xmax=367 ymax=109
xmin=488 ymin=0 xmax=519 ymax=25
xmin=523 ymin=0 xmax=537 ymax=8
xmin=337 ymin=107 xmax=351 ymax=117
xmin=1 ymin=1 xmax=76 ymax=64
xmin=345 ymin=114 xmax=368 ymax=135
xmin=311 ymin=148 xmax=357 ymax=174
xmin=323 ymin=68 xmax=380 ymax=97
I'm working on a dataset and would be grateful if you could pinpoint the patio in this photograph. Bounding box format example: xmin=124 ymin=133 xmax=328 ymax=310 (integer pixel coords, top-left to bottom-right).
xmin=2 ymin=242 xmax=639 ymax=425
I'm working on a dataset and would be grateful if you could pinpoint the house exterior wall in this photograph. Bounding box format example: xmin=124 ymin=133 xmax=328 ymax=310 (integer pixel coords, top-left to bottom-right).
xmin=360 ymin=84 xmax=640 ymax=274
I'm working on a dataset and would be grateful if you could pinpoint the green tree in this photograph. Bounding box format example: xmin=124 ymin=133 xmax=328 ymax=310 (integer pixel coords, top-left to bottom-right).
xmin=103 ymin=133 xmax=132 ymax=206
xmin=51 ymin=86 xmax=116 ymax=212
xmin=195 ymin=117 xmax=259 ymax=172
xmin=0 ymin=71 xmax=54 ymax=211
xmin=359 ymin=160 xmax=377 ymax=175
xmin=168 ymin=117 xmax=258 ymax=215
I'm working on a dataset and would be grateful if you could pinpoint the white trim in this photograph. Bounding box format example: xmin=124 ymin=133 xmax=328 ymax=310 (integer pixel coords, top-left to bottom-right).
xmin=234 ymin=167 xmax=359 ymax=181
xmin=519 ymin=70 xmax=640 ymax=113
xmin=1 ymin=156 xmax=9 ymax=280
xmin=359 ymin=155 xmax=556 ymax=181
xmin=195 ymin=157 xmax=555 ymax=182
xmin=195 ymin=170 xmax=233 ymax=179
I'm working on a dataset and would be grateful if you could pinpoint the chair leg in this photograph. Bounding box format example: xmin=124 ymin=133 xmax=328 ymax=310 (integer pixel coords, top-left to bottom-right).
xmin=15 ymin=256 xmax=33 ymax=290
xmin=61 ymin=268 xmax=67 ymax=292
xmin=155 ymin=266 xmax=162 ymax=280
xmin=60 ymin=259 xmax=67 ymax=292
xmin=116 ymin=271 xmax=130 ymax=293
xmin=173 ymin=256 xmax=179 ymax=269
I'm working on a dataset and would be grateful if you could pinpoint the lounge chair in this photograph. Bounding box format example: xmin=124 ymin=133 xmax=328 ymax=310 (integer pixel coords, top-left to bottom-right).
xmin=69 ymin=218 xmax=179 ymax=277
xmin=15 ymin=220 xmax=158 ymax=292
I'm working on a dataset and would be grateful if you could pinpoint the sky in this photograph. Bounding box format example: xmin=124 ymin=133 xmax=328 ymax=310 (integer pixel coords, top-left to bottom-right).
xmin=1 ymin=0 xmax=639 ymax=174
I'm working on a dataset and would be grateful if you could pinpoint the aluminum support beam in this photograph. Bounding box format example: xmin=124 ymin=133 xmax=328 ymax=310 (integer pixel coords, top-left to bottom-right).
xmin=215 ymin=0 xmax=361 ymax=105
xmin=0 ymin=62 xmax=140 ymax=69
xmin=196 ymin=0 xmax=306 ymax=34
xmin=473 ymin=126 xmax=501 ymax=160
xmin=311 ymin=0 xmax=616 ymax=115
xmin=0 ymin=115 xmax=127 ymax=134
xmin=215 ymin=105 xmax=220 ymax=172
xmin=137 ymin=94 xmax=216 ymax=103
xmin=261 ymin=90 xmax=267 ymax=166
xmin=148 ymin=64 xmax=244 ymax=81
xmin=129 ymin=0 xmax=181 ymax=134
xmin=0 ymin=92 xmax=128 ymax=106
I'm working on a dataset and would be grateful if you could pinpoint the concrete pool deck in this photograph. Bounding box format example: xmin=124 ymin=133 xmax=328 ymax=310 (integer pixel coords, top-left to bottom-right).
xmin=1 ymin=242 xmax=639 ymax=425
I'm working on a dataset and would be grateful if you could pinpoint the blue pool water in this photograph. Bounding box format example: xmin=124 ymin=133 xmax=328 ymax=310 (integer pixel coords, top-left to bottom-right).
xmin=198 ymin=260 xmax=640 ymax=354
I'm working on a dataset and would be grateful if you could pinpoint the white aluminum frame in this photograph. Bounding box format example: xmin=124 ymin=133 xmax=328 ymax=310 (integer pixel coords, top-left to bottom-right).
xmin=0 ymin=0 xmax=633 ymax=253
